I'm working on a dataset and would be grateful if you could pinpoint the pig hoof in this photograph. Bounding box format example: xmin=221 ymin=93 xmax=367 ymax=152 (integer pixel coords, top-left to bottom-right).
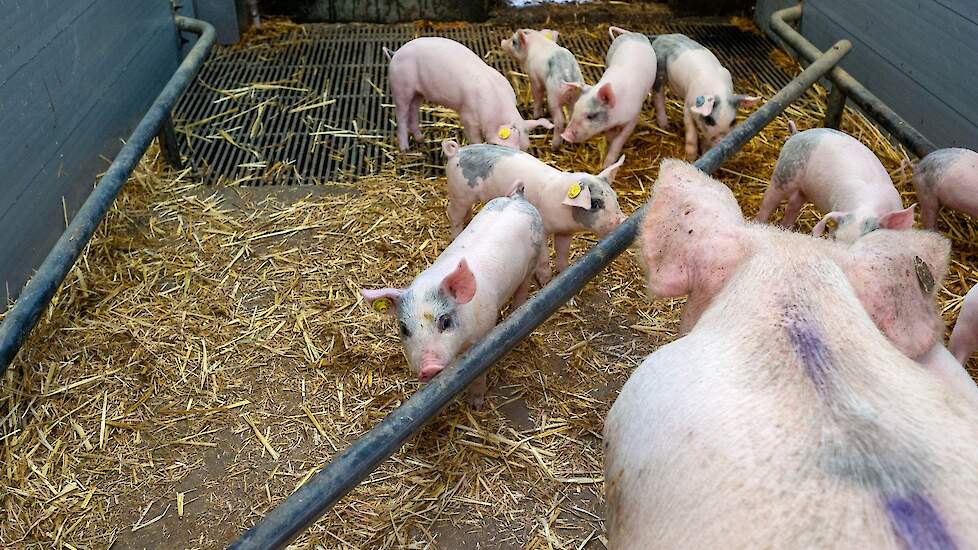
xmin=468 ymin=394 xmax=485 ymax=410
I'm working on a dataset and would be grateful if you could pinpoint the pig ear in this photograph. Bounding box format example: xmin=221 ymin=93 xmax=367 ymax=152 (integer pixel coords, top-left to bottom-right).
xmin=879 ymin=204 xmax=916 ymax=230
xmin=813 ymin=212 xmax=845 ymax=236
xmin=508 ymin=179 xmax=526 ymax=198
xmin=525 ymin=118 xmax=553 ymax=131
xmin=361 ymin=288 xmax=403 ymax=316
xmin=596 ymin=82 xmax=616 ymax=107
xmin=598 ymin=155 xmax=626 ymax=185
xmin=691 ymin=95 xmax=716 ymax=116
xmin=562 ymin=182 xmax=592 ymax=209
xmin=560 ymin=81 xmax=583 ymax=104
xmin=518 ymin=30 xmax=528 ymax=48
xmin=734 ymin=95 xmax=763 ymax=109
xmin=441 ymin=259 xmax=477 ymax=305
xmin=690 ymin=95 xmax=712 ymax=116
xmin=442 ymin=140 xmax=460 ymax=158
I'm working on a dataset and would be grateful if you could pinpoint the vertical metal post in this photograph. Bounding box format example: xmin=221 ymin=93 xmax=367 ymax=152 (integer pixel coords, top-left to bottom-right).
xmin=824 ymin=83 xmax=846 ymax=129
xmin=158 ymin=116 xmax=183 ymax=169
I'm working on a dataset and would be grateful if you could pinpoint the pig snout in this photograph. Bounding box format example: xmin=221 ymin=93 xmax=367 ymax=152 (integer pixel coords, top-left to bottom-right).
xmin=419 ymin=364 xmax=445 ymax=383
xmin=561 ymin=129 xmax=577 ymax=143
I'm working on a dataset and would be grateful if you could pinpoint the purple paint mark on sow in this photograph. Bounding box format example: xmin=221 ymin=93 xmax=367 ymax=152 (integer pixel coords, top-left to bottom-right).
xmin=785 ymin=311 xmax=832 ymax=399
xmin=886 ymin=493 xmax=956 ymax=550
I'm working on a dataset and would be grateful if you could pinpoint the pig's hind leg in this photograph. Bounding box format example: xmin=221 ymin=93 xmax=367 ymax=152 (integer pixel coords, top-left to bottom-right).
xmin=755 ymin=184 xmax=788 ymax=223
xmin=447 ymin=196 xmax=473 ymax=238
xmin=654 ymin=89 xmax=671 ymax=130
xmin=408 ymin=95 xmax=425 ymax=143
xmin=468 ymin=374 xmax=487 ymax=410
xmin=534 ymin=240 xmax=553 ymax=286
xmin=512 ymin=276 xmax=533 ymax=308
xmin=780 ymin=191 xmax=806 ymax=228
xmin=548 ymin=92 xmax=566 ymax=151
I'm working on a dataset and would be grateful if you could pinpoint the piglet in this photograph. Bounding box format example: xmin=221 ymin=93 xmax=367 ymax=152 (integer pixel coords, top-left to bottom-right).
xmin=443 ymin=140 xmax=627 ymax=273
xmin=501 ymin=29 xmax=584 ymax=151
xmin=757 ymin=127 xmax=915 ymax=242
xmin=561 ymin=27 xmax=656 ymax=168
xmin=950 ymin=283 xmax=978 ymax=366
xmin=651 ymin=34 xmax=761 ymax=160
xmin=384 ymin=37 xmax=552 ymax=151
xmin=913 ymin=147 xmax=978 ymax=229
xmin=361 ymin=185 xmax=550 ymax=409
xmin=608 ymin=204 xmax=978 ymax=547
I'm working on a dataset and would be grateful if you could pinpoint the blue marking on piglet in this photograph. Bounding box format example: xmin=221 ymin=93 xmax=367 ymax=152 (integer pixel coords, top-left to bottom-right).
xmin=885 ymin=493 xmax=956 ymax=550
xmin=785 ymin=310 xmax=832 ymax=399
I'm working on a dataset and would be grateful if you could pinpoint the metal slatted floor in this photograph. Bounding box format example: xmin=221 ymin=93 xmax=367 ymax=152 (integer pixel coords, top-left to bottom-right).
xmin=172 ymin=21 xmax=793 ymax=185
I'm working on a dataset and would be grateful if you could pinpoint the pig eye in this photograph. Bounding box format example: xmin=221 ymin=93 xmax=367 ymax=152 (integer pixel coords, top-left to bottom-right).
xmin=437 ymin=314 xmax=453 ymax=332
xmin=591 ymin=198 xmax=604 ymax=210
xmin=399 ymin=321 xmax=411 ymax=338
xmin=586 ymin=112 xmax=598 ymax=121
xmin=703 ymin=114 xmax=716 ymax=126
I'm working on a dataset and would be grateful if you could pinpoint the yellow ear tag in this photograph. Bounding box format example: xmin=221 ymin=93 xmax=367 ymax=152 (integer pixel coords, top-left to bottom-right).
xmin=497 ymin=127 xmax=512 ymax=140
xmin=567 ymin=182 xmax=582 ymax=199
xmin=373 ymin=298 xmax=391 ymax=313
xmin=543 ymin=31 xmax=553 ymax=41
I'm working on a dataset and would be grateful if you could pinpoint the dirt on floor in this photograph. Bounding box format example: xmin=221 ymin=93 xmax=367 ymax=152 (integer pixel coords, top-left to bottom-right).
xmin=3 ymin=7 xmax=978 ymax=550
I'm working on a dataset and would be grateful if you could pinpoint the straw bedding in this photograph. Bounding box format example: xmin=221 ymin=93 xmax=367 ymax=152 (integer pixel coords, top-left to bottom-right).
xmin=1 ymin=17 xmax=976 ymax=550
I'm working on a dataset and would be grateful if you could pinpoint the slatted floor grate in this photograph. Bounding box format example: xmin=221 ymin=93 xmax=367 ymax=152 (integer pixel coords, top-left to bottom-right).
xmin=172 ymin=21 xmax=793 ymax=185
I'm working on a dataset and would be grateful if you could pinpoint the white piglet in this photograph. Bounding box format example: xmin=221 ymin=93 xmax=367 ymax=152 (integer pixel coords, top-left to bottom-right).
xmin=651 ymin=34 xmax=761 ymax=160
xmin=501 ymin=29 xmax=584 ymax=150
xmin=443 ymin=140 xmax=627 ymax=273
xmin=757 ymin=127 xmax=915 ymax=242
xmin=561 ymin=27 xmax=656 ymax=168
xmin=385 ymin=37 xmax=552 ymax=151
xmin=361 ymin=187 xmax=550 ymax=409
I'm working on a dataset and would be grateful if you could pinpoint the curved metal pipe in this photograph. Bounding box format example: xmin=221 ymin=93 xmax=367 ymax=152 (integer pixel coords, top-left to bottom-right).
xmin=228 ymin=39 xmax=852 ymax=550
xmin=0 ymin=16 xmax=217 ymax=376
xmin=770 ymin=4 xmax=936 ymax=158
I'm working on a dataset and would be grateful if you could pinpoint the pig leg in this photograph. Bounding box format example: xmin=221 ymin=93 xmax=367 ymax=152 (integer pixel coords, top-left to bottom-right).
xmin=756 ymin=185 xmax=788 ymax=223
xmin=548 ymin=94 xmax=566 ymax=151
xmin=683 ymin=109 xmax=699 ymax=161
xmin=916 ymin=344 xmax=978 ymax=408
xmin=408 ymin=95 xmax=424 ymax=143
xmin=447 ymin=197 xmax=473 ymax=238
xmin=780 ymin=191 xmax=806 ymax=228
xmin=460 ymin=112 xmax=483 ymax=145
xmin=554 ymin=234 xmax=573 ymax=273
xmin=468 ymin=373 xmax=487 ymax=410
xmin=604 ymin=120 xmax=636 ymax=169
xmin=535 ymin=241 xmax=553 ymax=285
xmin=950 ymin=310 xmax=978 ymax=365
xmin=393 ymin=91 xmax=413 ymax=151
xmin=512 ymin=275 xmax=533 ymax=308
xmin=918 ymin=191 xmax=940 ymax=230
xmin=530 ymin=78 xmax=545 ymax=119
xmin=654 ymin=90 xmax=671 ymax=130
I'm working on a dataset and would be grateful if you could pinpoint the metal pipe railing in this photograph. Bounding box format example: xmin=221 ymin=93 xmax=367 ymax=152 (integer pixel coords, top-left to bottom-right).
xmin=0 ymin=16 xmax=216 ymax=376
xmin=770 ymin=4 xmax=936 ymax=158
xmin=228 ymin=39 xmax=853 ymax=550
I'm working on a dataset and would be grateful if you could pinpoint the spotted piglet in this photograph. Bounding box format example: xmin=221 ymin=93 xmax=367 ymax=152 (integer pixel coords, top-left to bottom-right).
xmin=385 ymin=37 xmax=552 ymax=151
xmin=651 ymin=34 xmax=761 ymax=160
xmin=913 ymin=147 xmax=978 ymax=229
xmin=605 ymin=160 xmax=978 ymax=549
xmin=757 ymin=128 xmax=915 ymax=242
xmin=561 ymin=27 xmax=656 ymax=168
xmin=361 ymin=186 xmax=549 ymax=409
xmin=501 ymin=29 xmax=584 ymax=151
xmin=443 ymin=140 xmax=627 ymax=274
